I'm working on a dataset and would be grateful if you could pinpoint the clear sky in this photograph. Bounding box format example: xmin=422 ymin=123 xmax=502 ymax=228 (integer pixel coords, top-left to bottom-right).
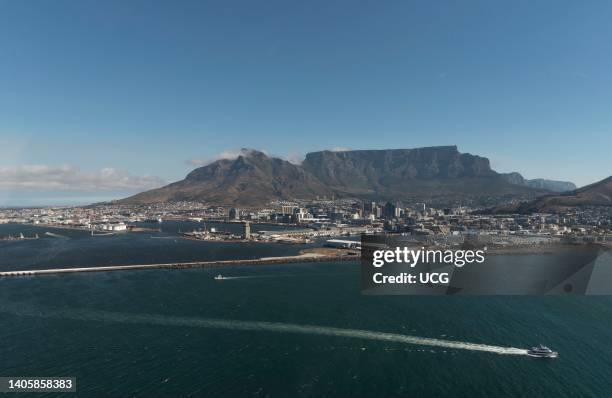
xmin=0 ymin=0 xmax=610 ymax=205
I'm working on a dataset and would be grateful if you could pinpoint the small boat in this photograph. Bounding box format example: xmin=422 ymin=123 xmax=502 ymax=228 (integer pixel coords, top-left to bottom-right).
xmin=527 ymin=345 xmax=558 ymax=358
xmin=214 ymin=274 xmax=226 ymax=280
xmin=91 ymin=230 xmax=115 ymax=237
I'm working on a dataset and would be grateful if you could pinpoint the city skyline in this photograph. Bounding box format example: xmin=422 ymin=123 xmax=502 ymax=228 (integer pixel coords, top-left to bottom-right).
xmin=1 ymin=0 xmax=611 ymax=205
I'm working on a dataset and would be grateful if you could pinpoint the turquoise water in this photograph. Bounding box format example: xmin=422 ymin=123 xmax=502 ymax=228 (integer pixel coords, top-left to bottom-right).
xmin=1 ymin=224 xmax=612 ymax=396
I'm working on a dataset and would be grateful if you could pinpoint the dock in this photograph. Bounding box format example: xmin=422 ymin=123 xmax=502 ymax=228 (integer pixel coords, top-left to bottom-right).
xmin=0 ymin=254 xmax=359 ymax=277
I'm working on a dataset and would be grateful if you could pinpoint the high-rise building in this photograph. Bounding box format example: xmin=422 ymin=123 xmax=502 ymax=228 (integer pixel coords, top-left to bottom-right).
xmin=281 ymin=205 xmax=295 ymax=215
xmin=394 ymin=207 xmax=403 ymax=218
xmin=228 ymin=208 xmax=240 ymax=220
xmin=384 ymin=202 xmax=396 ymax=219
xmin=364 ymin=201 xmax=377 ymax=213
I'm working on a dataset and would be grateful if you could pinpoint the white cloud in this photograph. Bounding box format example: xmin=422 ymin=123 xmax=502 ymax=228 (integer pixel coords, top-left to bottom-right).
xmin=282 ymin=152 xmax=305 ymax=165
xmin=188 ymin=150 xmax=243 ymax=167
xmin=188 ymin=148 xmax=271 ymax=167
xmin=0 ymin=164 xmax=166 ymax=192
xmin=189 ymin=147 xmax=352 ymax=167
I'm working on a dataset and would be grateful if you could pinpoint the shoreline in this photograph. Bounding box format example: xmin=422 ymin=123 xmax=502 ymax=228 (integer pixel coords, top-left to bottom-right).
xmin=180 ymin=234 xmax=313 ymax=245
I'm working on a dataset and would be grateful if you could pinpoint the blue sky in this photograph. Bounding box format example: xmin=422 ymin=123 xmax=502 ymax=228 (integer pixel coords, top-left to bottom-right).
xmin=0 ymin=0 xmax=610 ymax=205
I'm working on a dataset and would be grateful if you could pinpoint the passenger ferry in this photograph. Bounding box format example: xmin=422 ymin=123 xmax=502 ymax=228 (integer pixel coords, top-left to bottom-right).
xmin=527 ymin=345 xmax=558 ymax=358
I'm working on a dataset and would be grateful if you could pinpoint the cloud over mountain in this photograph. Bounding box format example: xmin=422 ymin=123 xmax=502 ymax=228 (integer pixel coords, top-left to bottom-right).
xmin=188 ymin=148 xmax=306 ymax=166
xmin=188 ymin=149 xmax=269 ymax=167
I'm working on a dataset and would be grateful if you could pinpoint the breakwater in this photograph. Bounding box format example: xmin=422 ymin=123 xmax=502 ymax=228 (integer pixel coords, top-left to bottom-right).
xmin=0 ymin=254 xmax=358 ymax=277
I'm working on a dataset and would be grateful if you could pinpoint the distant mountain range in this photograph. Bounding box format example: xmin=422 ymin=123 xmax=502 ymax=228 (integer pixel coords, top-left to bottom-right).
xmin=119 ymin=146 xmax=577 ymax=207
xmin=495 ymin=176 xmax=612 ymax=213
xmin=499 ymin=172 xmax=576 ymax=192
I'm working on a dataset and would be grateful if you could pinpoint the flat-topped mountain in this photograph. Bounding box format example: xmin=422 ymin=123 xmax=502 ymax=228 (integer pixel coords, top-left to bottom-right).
xmin=302 ymin=146 xmax=494 ymax=193
xmin=119 ymin=146 xmax=563 ymax=206
xmin=299 ymin=146 xmax=548 ymax=204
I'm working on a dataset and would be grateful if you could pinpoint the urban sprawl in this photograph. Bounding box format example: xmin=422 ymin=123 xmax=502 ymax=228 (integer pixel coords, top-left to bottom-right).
xmin=1 ymin=199 xmax=610 ymax=249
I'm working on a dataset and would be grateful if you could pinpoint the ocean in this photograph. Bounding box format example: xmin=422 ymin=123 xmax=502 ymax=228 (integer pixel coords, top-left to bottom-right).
xmin=0 ymin=223 xmax=611 ymax=397
xmin=0 ymin=221 xmax=308 ymax=271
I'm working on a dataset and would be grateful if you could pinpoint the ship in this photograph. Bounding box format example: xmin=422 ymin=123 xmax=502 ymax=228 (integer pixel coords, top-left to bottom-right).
xmin=527 ymin=345 xmax=558 ymax=358
xmin=214 ymin=274 xmax=227 ymax=280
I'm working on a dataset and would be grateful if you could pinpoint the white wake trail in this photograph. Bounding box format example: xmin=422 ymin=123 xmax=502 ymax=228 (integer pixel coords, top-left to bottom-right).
xmin=44 ymin=232 xmax=69 ymax=239
xmin=217 ymin=274 xmax=297 ymax=280
xmin=0 ymin=304 xmax=528 ymax=356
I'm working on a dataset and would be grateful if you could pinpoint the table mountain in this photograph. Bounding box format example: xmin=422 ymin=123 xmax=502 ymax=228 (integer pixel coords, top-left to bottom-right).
xmin=119 ymin=146 xmax=552 ymax=206
xmin=299 ymin=146 xmax=548 ymax=204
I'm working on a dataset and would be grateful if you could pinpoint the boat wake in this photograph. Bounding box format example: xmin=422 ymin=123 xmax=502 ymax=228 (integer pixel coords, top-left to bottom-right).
xmin=44 ymin=232 xmax=69 ymax=239
xmin=215 ymin=272 xmax=352 ymax=280
xmin=0 ymin=303 xmax=528 ymax=356
xmin=215 ymin=274 xmax=299 ymax=280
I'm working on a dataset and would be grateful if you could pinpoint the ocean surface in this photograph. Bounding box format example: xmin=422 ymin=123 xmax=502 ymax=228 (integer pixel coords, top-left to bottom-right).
xmin=1 ymin=223 xmax=611 ymax=397
xmin=0 ymin=221 xmax=310 ymax=271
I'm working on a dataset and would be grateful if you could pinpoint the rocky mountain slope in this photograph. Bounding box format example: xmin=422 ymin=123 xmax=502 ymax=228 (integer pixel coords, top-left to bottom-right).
xmin=122 ymin=150 xmax=333 ymax=206
xmin=500 ymin=172 xmax=576 ymax=192
xmin=120 ymin=146 xmax=555 ymax=206
xmin=507 ymin=176 xmax=612 ymax=213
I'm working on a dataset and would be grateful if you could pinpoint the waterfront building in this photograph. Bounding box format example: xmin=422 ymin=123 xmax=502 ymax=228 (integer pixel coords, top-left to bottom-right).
xmin=229 ymin=208 xmax=240 ymax=220
xmin=281 ymin=205 xmax=296 ymax=215
xmin=243 ymin=222 xmax=251 ymax=239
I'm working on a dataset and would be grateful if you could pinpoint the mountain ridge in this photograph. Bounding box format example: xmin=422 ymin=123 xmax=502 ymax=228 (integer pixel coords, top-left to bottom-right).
xmin=500 ymin=172 xmax=576 ymax=192
xmin=122 ymin=149 xmax=333 ymax=206
xmin=501 ymin=176 xmax=612 ymax=213
xmin=119 ymin=146 xmax=570 ymax=207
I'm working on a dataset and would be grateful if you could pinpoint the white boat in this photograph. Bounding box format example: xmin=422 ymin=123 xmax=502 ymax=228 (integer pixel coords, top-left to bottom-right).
xmin=527 ymin=345 xmax=558 ymax=358
xmin=91 ymin=230 xmax=115 ymax=237
xmin=214 ymin=274 xmax=226 ymax=280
